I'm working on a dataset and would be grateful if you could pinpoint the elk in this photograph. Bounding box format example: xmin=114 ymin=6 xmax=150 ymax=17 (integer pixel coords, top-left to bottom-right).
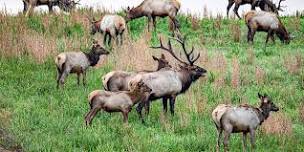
xmin=212 ymin=93 xmax=279 ymax=152
xmin=55 ymin=41 xmax=109 ymax=88
xmin=102 ymin=54 xmax=172 ymax=91
xmin=22 ymin=0 xmax=79 ymax=16
xmin=125 ymin=0 xmax=181 ymax=36
xmin=84 ymin=80 xmax=152 ymax=126
xmin=89 ymin=14 xmax=126 ymax=46
xmin=227 ymin=0 xmax=285 ymax=19
xmin=245 ymin=10 xmax=291 ymax=44
xmin=129 ymin=36 xmax=207 ymax=122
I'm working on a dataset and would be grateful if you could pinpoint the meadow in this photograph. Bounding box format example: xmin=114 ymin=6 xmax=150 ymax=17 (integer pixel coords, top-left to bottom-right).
xmin=0 ymin=9 xmax=304 ymax=151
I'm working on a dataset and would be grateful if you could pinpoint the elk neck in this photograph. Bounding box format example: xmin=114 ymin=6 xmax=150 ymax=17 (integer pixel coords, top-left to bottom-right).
xmin=130 ymin=6 xmax=145 ymax=19
xmin=177 ymin=69 xmax=195 ymax=93
xmin=85 ymin=51 xmax=101 ymax=66
xmin=126 ymin=90 xmax=148 ymax=105
xmin=255 ymin=105 xmax=271 ymax=125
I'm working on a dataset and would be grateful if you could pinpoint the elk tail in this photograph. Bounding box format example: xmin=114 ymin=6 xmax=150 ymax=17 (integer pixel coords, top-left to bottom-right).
xmin=55 ymin=54 xmax=67 ymax=71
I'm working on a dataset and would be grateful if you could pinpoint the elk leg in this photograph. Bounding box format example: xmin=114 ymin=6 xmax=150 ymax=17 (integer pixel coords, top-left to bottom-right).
xmin=25 ymin=5 xmax=32 ymax=17
xmin=59 ymin=67 xmax=71 ymax=88
xmin=119 ymin=32 xmax=124 ymax=45
xmin=223 ymin=129 xmax=231 ymax=152
xmin=227 ymin=1 xmax=234 ymax=17
xmin=266 ymin=29 xmax=273 ymax=44
xmin=122 ymin=110 xmax=129 ymax=124
xmin=147 ymin=15 xmax=152 ymax=32
xmin=77 ymin=73 xmax=80 ymax=86
xmin=108 ymin=35 xmax=112 ymax=46
xmin=169 ymin=96 xmax=176 ymax=116
xmin=144 ymin=100 xmax=150 ymax=115
xmin=103 ymin=33 xmax=108 ymax=46
xmin=23 ymin=1 xmax=28 ymax=13
xmin=242 ymin=132 xmax=248 ymax=152
xmin=84 ymin=106 xmax=101 ymax=126
xmin=136 ymin=102 xmax=145 ymax=123
xmin=82 ymin=71 xmax=87 ymax=86
xmin=162 ymin=97 xmax=168 ymax=113
xmin=249 ymin=129 xmax=256 ymax=150
xmin=48 ymin=4 xmax=53 ymax=13
xmin=152 ymin=16 xmax=157 ymax=31
xmin=56 ymin=67 xmax=62 ymax=89
xmin=233 ymin=3 xmax=241 ymax=19
xmin=216 ymin=128 xmax=223 ymax=152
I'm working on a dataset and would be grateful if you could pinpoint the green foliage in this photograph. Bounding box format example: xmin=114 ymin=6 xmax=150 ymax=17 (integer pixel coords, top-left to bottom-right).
xmin=26 ymin=16 xmax=45 ymax=33
xmin=64 ymin=23 xmax=84 ymax=38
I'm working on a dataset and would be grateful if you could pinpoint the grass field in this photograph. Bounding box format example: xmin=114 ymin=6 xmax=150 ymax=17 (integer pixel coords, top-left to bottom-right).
xmin=1 ymin=10 xmax=304 ymax=151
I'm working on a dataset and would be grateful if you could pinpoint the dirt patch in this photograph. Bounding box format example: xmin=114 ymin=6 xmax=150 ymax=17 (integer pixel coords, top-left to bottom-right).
xmin=261 ymin=112 xmax=293 ymax=135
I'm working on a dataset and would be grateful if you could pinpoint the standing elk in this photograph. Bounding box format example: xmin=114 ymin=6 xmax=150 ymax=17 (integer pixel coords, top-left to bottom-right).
xmin=245 ymin=10 xmax=291 ymax=44
xmin=227 ymin=0 xmax=285 ymax=19
xmin=212 ymin=93 xmax=279 ymax=152
xmin=102 ymin=54 xmax=172 ymax=92
xmin=84 ymin=80 xmax=152 ymax=126
xmin=129 ymin=36 xmax=207 ymax=122
xmin=125 ymin=0 xmax=181 ymax=36
xmin=22 ymin=0 xmax=79 ymax=16
xmin=89 ymin=14 xmax=126 ymax=46
xmin=55 ymin=41 xmax=109 ymax=88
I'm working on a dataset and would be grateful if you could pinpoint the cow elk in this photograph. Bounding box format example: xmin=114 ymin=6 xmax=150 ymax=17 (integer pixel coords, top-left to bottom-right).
xmin=84 ymin=80 xmax=152 ymax=126
xmin=212 ymin=93 xmax=279 ymax=152
xmin=125 ymin=0 xmax=181 ymax=36
xmin=23 ymin=0 xmax=79 ymax=16
xmin=245 ymin=10 xmax=291 ymax=44
xmin=89 ymin=14 xmax=126 ymax=46
xmin=55 ymin=41 xmax=109 ymax=88
xmin=130 ymin=36 xmax=207 ymax=122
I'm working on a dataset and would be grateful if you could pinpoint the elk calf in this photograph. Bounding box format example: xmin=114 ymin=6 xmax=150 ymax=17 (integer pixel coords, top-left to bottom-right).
xmin=55 ymin=42 xmax=109 ymax=88
xmin=90 ymin=14 xmax=126 ymax=46
xmin=212 ymin=93 xmax=279 ymax=152
xmin=84 ymin=80 xmax=152 ymax=126
xmin=245 ymin=10 xmax=291 ymax=44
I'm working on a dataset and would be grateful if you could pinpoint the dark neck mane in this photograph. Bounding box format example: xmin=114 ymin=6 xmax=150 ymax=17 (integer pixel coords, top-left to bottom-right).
xmin=85 ymin=52 xmax=100 ymax=66
xmin=254 ymin=106 xmax=271 ymax=125
xmin=178 ymin=70 xmax=194 ymax=93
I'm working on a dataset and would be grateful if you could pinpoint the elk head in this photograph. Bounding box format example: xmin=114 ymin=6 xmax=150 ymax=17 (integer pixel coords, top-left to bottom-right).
xmin=86 ymin=15 xmax=99 ymax=35
xmin=124 ymin=6 xmax=139 ymax=22
xmin=152 ymin=54 xmax=172 ymax=70
xmin=258 ymin=93 xmax=279 ymax=114
xmin=91 ymin=40 xmax=109 ymax=55
xmin=152 ymin=36 xmax=207 ymax=82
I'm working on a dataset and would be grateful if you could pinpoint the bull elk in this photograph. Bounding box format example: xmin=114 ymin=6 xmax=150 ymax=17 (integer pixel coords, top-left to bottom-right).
xmin=125 ymin=0 xmax=181 ymax=36
xmin=212 ymin=93 xmax=279 ymax=152
xmin=245 ymin=10 xmax=291 ymax=44
xmin=130 ymin=36 xmax=207 ymax=122
xmin=22 ymin=0 xmax=80 ymax=16
xmin=227 ymin=0 xmax=285 ymax=19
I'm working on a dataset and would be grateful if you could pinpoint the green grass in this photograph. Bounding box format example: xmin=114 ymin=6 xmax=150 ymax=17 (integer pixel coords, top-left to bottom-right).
xmin=0 ymin=11 xmax=304 ymax=151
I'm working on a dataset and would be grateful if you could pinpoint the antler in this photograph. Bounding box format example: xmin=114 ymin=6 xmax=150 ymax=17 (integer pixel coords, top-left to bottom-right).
xmin=151 ymin=38 xmax=188 ymax=65
xmin=277 ymin=0 xmax=286 ymax=11
xmin=170 ymin=36 xmax=200 ymax=65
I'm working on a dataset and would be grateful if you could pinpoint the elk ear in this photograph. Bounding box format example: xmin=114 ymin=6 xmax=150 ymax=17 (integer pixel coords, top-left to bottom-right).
xmin=152 ymin=55 xmax=158 ymax=61
xmin=127 ymin=6 xmax=130 ymax=11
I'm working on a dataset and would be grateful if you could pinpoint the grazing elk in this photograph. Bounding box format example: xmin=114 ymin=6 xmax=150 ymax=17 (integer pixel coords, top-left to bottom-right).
xmin=212 ymin=93 xmax=279 ymax=152
xmin=89 ymin=14 xmax=126 ymax=46
xmin=245 ymin=10 xmax=291 ymax=44
xmin=130 ymin=36 xmax=207 ymax=122
xmin=125 ymin=0 xmax=181 ymax=36
xmin=23 ymin=0 xmax=79 ymax=16
xmin=102 ymin=54 xmax=172 ymax=91
xmin=55 ymin=41 xmax=109 ymax=88
xmin=227 ymin=0 xmax=284 ymax=19
xmin=84 ymin=80 xmax=152 ymax=126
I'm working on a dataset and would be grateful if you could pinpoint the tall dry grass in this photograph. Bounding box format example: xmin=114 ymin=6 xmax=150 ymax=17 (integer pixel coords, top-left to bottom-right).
xmin=262 ymin=112 xmax=293 ymax=136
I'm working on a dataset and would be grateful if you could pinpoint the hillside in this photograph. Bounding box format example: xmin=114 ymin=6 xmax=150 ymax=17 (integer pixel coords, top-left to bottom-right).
xmin=0 ymin=10 xmax=304 ymax=151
